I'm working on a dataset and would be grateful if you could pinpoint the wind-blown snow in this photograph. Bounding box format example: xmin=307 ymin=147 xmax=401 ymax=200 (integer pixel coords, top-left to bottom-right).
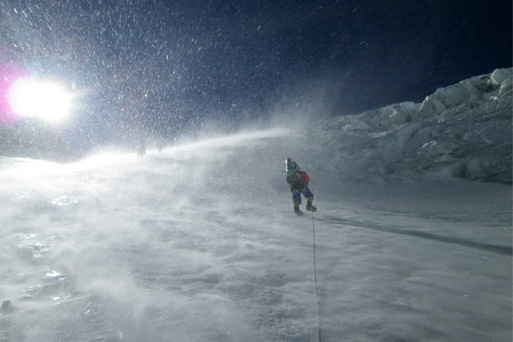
xmin=0 ymin=70 xmax=511 ymax=342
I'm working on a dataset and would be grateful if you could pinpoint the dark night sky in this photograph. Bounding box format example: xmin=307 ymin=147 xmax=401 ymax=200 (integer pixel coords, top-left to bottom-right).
xmin=0 ymin=0 xmax=511 ymax=149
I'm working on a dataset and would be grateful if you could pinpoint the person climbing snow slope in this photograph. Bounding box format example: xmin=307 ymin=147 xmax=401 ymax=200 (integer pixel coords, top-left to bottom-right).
xmin=285 ymin=158 xmax=317 ymax=216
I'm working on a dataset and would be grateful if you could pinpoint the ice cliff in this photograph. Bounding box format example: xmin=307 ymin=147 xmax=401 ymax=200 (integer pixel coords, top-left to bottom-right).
xmin=304 ymin=68 xmax=512 ymax=184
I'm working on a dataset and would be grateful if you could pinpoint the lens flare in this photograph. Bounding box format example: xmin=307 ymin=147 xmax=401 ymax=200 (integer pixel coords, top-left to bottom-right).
xmin=7 ymin=78 xmax=73 ymax=123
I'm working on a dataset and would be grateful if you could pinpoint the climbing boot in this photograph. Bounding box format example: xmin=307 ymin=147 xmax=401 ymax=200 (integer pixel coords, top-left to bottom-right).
xmin=294 ymin=203 xmax=303 ymax=216
xmin=306 ymin=197 xmax=317 ymax=212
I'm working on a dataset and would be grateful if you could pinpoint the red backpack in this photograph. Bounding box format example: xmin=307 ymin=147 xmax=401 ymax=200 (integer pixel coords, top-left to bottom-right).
xmin=299 ymin=170 xmax=310 ymax=186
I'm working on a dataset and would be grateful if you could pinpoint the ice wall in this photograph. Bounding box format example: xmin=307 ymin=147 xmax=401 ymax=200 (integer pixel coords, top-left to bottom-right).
xmin=303 ymin=68 xmax=512 ymax=184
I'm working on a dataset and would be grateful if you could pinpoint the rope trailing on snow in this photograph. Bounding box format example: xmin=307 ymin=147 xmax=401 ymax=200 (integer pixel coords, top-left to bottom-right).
xmin=312 ymin=211 xmax=322 ymax=342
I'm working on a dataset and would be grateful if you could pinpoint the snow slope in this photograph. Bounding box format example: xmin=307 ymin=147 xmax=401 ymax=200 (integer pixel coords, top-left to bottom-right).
xmin=0 ymin=124 xmax=511 ymax=341
xmin=0 ymin=69 xmax=511 ymax=341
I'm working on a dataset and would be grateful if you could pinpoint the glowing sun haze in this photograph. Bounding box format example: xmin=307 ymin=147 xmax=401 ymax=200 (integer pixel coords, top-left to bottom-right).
xmin=7 ymin=78 xmax=74 ymax=123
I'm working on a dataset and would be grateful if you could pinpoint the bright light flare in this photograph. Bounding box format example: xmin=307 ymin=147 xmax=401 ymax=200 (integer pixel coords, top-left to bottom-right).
xmin=7 ymin=78 xmax=73 ymax=123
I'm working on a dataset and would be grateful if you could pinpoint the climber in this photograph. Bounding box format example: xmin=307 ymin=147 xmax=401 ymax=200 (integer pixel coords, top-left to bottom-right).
xmin=285 ymin=158 xmax=317 ymax=216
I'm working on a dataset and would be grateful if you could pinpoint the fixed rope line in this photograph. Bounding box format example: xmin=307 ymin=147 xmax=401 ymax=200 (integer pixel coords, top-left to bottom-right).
xmin=312 ymin=211 xmax=322 ymax=342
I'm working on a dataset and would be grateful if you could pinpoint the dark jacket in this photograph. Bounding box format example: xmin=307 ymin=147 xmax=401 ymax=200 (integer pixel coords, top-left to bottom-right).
xmin=286 ymin=171 xmax=306 ymax=191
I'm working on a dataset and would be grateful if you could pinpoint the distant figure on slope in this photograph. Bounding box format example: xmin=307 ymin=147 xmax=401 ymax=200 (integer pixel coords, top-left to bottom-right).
xmin=156 ymin=138 xmax=166 ymax=152
xmin=137 ymin=139 xmax=146 ymax=158
xmin=285 ymin=158 xmax=317 ymax=216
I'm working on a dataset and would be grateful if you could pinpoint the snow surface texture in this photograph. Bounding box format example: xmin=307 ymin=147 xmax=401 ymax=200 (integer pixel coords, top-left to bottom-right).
xmin=303 ymin=68 xmax=512 ymax=184
xmin=0 ymin=69 xmax=511 ymax=341
xmin=0 ymin=128 xmax=511 ymax=341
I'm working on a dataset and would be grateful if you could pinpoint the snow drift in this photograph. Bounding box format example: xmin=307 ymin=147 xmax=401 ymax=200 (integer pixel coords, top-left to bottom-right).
xmin=0 ymin=123 xmax=511 ymax=342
